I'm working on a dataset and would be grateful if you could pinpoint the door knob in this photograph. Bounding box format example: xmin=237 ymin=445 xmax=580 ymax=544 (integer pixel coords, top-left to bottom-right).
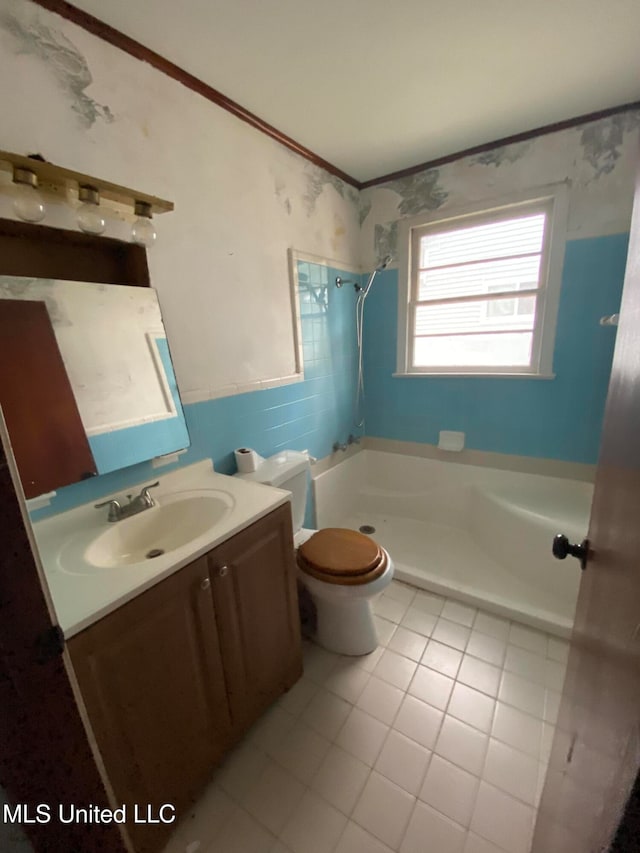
xmin=552 ymin=534 xmax=589 ymax=570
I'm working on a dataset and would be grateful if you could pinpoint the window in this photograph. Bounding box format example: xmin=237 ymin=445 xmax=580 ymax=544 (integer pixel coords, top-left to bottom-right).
xmin=397 ymin=189 xmax=567 ymax=376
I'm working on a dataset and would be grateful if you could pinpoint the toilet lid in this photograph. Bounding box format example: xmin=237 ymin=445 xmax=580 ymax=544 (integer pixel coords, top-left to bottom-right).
xmin=297 ymin=528 xmax=383 ymax=576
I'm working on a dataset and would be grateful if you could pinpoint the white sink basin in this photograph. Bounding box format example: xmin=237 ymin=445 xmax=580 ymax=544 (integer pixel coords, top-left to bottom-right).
xmin=72 ymin=489 xmax=235 ymax=571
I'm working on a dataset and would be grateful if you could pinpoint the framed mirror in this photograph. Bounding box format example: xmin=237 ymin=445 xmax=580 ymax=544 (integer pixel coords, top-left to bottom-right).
xmin=0 ymin=276 xmax=190 ymax=498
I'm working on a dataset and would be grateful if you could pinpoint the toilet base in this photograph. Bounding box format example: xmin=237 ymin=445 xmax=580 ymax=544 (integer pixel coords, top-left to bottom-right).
xmin=314 ymin=594 xmax=380 ymax=656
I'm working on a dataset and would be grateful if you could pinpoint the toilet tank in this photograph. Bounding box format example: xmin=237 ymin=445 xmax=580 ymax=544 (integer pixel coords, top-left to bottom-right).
xmin=236 ymin=450 xmax=310 ymax=533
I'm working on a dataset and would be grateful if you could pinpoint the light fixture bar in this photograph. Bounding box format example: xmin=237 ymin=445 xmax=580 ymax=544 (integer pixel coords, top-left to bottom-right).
xmin=0 ymin=150 xmax=173 ymax=215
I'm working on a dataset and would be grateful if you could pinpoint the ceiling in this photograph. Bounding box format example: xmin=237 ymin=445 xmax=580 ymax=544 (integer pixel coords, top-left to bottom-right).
xmin=68 ymin=0 xmax=640 ymax=183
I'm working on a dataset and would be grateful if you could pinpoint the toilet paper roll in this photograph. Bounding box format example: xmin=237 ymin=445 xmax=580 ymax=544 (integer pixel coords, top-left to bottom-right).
xmin=234 ymin=447 xmax=263 ymax=474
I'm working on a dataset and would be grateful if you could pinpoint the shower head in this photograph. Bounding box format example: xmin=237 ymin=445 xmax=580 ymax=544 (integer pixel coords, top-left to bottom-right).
xmin=376 ymin=254 xmax=393 ymax=272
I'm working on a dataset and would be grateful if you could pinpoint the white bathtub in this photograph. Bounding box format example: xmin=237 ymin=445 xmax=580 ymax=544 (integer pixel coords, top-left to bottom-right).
xmin=312 ymin=450 xmax=592 ymax=636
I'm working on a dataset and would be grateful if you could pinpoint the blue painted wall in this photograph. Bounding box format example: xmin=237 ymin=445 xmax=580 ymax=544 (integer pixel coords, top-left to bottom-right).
xmin=362 ymin=233 xmax=629 ymax=463
xmin=32 ymin=261 xmax=360 ymax=520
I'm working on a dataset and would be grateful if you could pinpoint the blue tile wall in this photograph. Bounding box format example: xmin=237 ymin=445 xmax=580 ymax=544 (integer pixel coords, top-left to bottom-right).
xmin=362 ymin=233 xmax=629 ymax=464
xmin=32 ymin=262 xmax=360 ymax=521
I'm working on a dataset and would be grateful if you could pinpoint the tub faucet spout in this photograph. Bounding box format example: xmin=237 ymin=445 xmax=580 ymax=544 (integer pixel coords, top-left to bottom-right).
xmin=332 ymin=441 xmax=348 ymax=453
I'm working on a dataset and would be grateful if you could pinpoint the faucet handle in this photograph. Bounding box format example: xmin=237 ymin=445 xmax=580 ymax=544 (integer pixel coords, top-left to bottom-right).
xmin=94 ymin=499 xmax=122 ymax=522
xmin=139 ymin=481 xmax=160 ymax=504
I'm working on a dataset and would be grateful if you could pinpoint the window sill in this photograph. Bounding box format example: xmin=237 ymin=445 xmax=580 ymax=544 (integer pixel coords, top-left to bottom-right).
xmin=392 ymin=372 xmax=556 ymax=379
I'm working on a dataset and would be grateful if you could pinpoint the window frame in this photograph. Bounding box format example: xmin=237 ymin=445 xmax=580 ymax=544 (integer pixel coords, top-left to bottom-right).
xmin=396 ymin=185 xmax=569 ymax=378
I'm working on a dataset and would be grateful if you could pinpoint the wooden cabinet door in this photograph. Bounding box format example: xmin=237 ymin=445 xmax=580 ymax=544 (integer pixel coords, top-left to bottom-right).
xmin=68 ymin=556 xmax=232 ymax=853
xmin=0 ymin=299 xmax=97 ymax=496
xmin=210 ymin=504 xmax=302 ymax=729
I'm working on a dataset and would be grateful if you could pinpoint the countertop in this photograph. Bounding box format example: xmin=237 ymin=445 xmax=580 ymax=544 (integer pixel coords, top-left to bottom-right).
xmin=31 ymin=459 xmax=291 ymax=638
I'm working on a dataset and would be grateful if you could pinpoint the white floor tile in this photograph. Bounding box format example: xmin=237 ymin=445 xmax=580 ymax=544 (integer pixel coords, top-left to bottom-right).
xmin=210 ymin=804 xmax=276 ymax=853
xmin=458 ymin=656 xmax=501 ymax=698
xmin=388 ymin=626 xmax=428 ymax=662
xmin=400 ymin=801 xmax=466 ymax=853
xmin=310 ymin=745 xmax=370 ymax=815
xmin=336 ymin=707 xmax=390 ymax=766
xmin=465 ymin=631 xmax=507 ymax=667
xmin=247 ymin=706 xmax=296 ymax=754
xmin=421 ymin=639 xmax=463 ymax=678
xmin=435 ymin=715 xmax=488 ymax=775
xmin=508 ymin=623 xmax=548 ymax=656
xmin=491 ymin=703 xmax=543 ymax=758
xmin=504 ymin=645 xmax=548 ymax=685
xmin=303 ymin=643 xmax=340 ymax=683
xmin=334 ymin=820 xmax=395 ymax=853
xmin=447 ymin=683 xmax=496 ymax=733
xmin=464 ymin=831 xmax=506 ymax=853
xmin=482 ymin=738 xmax=540 ymax=806
xmin=276 ymin=677 xmax=319 ymax=716
xmin=401 ymin=606 xmax=438 ymax=637
xmin=431 ymin=618 xmax=471 ymax=651
xmin=216 ymin=741 xmax=270 ymax=801
xmin=372 ymin=648 xmax=418 ymax=690
xmin=408 ymin=665 xmax=454 ymax=711
xmin=419 ymin=754 xmax=479 ymax=827
xmin=543 ymin=689 xmax=562 ymax=724
xmin=374 ymin=615 xmax=397 ymax=646
xmin=393 ymin=694 xmax=444 ymax=750
xmin=545 ymin=658 xmax=567 ymax=692
xmin=352 ymin=645 xmax=385 ymax=672
xmin=385 ymin=581 xmax=417 ymax=606
xmin=413 ymin=590 xmax=446 ymax=615
xmin=165 ymin=783 xmax=234 ymax=853
xmin=375 ymin=595 xmax=410 ymax=624
xmin=547 ymin=636 xmax=569 ymax=663
xmin=470 ymin=782 xmax=535 ymax=853
xmin=442 ymin=600 xmax=477 ymax=627
xmin=280 ymin=790 xmax=347 ymax=853
xmin=324 ymin=660 xmax=371 ymax=703
xmin=241 ymin=761 xmax=305 ymax=835
xmin=301 ymin=688 xmax=351 ymax=740
xmin=375 ymin=729 xmax=431 ymax=795
xmin=268 ymin=720 xmax=331 ymax=783
xmin=352 ymin=771 xmax=415 ymax=849
xmin=356 ymin=675 xmax=405 ymax=725
xmin=498 ymin=671 xmax=546 ymax=718
xmin=472 ymin=612 xmax=510 ymax=642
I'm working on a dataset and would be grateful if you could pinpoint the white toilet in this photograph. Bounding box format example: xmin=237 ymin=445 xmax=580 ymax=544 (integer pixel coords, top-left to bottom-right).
xmin=239 ymin=450 xmax=394 ymax=655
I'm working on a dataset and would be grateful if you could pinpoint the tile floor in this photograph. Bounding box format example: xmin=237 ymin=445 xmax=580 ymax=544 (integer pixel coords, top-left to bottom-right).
xmin=163 ymin=581 xmax=569 ymax=853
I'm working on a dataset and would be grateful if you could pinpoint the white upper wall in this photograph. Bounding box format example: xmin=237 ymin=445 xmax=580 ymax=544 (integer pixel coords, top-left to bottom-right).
xmin=360 ymin=114 xmax=640 ymax=269
xmin=0 ymin=0 xmax=361 ymax=403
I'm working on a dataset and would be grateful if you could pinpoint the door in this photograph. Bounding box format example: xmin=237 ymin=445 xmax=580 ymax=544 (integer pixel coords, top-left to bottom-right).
xmin=0 ymin=299 xmax=97 ymax=497
xmin=68 ymin=555 xmax=232 ymax=853
xmin=531 ymin=147 xmax=640 ymax=850
xmin=210 ymin=504 xmax=303 ymax=730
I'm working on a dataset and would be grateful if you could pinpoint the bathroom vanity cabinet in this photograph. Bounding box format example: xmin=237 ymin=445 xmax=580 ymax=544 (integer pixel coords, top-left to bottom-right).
xmin=68 ymin=503 xmax=301 ymax=853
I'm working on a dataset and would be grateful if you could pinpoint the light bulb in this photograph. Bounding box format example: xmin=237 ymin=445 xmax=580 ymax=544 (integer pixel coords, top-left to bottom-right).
xmin=77 ymin=185 xmax=105 ymax=235
xmin=131 ymin=200 xmax=156 ymax=248
xmin=12 ymin=168 xmax=45 ymax=223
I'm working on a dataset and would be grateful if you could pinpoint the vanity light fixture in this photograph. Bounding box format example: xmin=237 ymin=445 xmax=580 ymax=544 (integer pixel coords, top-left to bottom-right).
xmin=131 ymin=200 xmax=156 ymax=248
xmin=12 ymin=167 xmax=46 ymax=223
xmin=77 ymin=185 xmax=106 ymax=235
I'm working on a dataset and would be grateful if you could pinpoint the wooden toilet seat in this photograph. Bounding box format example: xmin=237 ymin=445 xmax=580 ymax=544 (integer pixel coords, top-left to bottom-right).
xmin=297 ymin=528 xmax=388 ymax=586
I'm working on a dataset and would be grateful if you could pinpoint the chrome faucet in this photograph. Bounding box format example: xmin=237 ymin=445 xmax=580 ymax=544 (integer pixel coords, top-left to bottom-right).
xmin=332 ymin=441 xmax=348 ymax=453
xmin=95 ymin=481 xmax=160 ymax=522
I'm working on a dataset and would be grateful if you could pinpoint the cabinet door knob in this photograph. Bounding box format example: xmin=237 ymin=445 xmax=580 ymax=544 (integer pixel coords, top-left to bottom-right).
xmin=218 ymin=565 xmax=229 ymax=578
xmin=200 ymin=577 xmax=211 ymax=590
